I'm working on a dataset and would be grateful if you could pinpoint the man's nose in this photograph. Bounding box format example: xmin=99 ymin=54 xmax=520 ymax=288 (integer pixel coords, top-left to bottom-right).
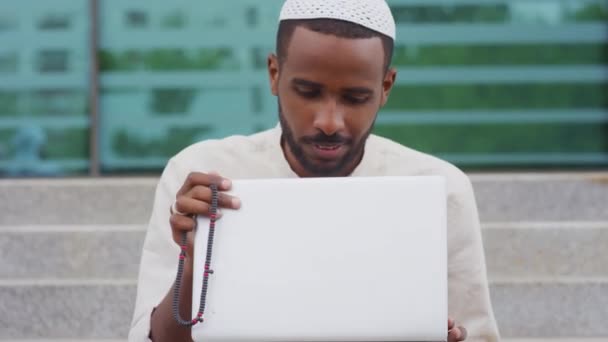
xmin=313 ymin=99 xmax=345 ymax=136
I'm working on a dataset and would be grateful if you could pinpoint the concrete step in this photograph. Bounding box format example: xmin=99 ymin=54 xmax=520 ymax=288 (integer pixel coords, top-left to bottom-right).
xmin=490 ymin=280 xmax=608 ymax=338
xmin=1 ymin=173 xmax=606 ymax=340
xmin=0 ymin=226 xmax=145 ymax=279
xmin=502 ymin=340 xmax=608 ymax=342
xmin=1 ymin=280 xmax=606 ymax=339
xmin=2 ymin=222 xmax=605 ymax=339
xmin=1 ymin=173 xmax=607 ymax=225
xmin=0 ymin=282 xmax=135 ymax=339
xmin=0 ymin=179 xmax=155 ymax=225
xmin=482 ymin=221 xmax=608 ymax=279
xmin=1 ymin=222 xmax=606 ymax=280
xmin=0 ymin=337 xmax=606 ymax=342
xmin=470 ymin=173 xmax=608 ymax=222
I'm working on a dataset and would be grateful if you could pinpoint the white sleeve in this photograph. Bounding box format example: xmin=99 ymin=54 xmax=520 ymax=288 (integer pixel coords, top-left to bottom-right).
xmin=447 ymin=172 xmax=501 ymax=342
xmin=128 ymin=158 xmax=186 ymax=341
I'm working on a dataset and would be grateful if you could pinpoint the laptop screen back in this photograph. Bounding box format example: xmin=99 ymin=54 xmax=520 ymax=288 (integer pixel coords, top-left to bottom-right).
xmin=192 ymin=176 xmax=447 ymax=341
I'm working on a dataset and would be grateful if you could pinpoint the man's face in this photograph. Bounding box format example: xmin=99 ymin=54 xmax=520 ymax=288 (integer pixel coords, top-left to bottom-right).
xmin=268 ymin=26 xmax=396 ymax=177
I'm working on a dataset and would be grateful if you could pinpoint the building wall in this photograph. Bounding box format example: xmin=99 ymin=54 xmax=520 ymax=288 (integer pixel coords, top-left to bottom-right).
xmin=0 ymin=0 xmax=606 ymax=176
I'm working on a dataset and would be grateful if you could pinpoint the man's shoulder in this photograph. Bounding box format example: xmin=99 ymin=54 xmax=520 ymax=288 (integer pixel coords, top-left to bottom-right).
xmin=367 ymin=134 xmax=472 ymax=191
xmin=169 ymin=128 xmax=276 ymax=170
xmin=176 ymin=129 xmax=274 ymax=157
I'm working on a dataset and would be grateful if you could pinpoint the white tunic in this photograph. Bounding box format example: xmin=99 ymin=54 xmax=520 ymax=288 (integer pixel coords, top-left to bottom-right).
xmin=128 ymin=125 xmax=500 ymax=341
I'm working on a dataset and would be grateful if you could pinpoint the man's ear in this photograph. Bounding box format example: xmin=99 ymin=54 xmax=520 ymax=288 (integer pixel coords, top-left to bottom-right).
xmin=380 ymin=67 xmax=397 ymax=107
xmin=268 ymin=53 xmax=280 ymax=96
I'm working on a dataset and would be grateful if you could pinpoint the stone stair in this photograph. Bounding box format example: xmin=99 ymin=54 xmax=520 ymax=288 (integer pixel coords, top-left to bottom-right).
xmin=1 ymin=173 xmax=607 ymax=341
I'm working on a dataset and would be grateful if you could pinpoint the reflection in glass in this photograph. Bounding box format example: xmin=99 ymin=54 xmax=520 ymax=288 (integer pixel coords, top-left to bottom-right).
xmin=37 ymin=50 xmax=69 ymax=73
xmin=125 ymin=10 xmax=148 ymax=29
xmin=99 ymin=1 xmax=281 ymax=172
xmin=0 ymin=53 xmax=17 ymax=73
xmin=0 ymin=2 xmax=89 ymax=177
xmin=96 ymin=0 xmax=607 ymax=172
xmin=3 ymin=1 xmax=603 ymax=175
xmin=37 ymin=13 xmax=71 ymax=30
xmin=391 ymin=0 xmax=608 ymax=24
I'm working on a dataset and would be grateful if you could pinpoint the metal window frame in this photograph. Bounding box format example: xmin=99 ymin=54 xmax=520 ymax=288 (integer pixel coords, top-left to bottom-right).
xmin=88 ymin=0 xmax=100 ymax=176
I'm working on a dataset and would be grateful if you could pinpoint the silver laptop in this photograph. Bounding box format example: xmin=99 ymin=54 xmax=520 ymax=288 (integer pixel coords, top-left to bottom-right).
xmin=192 ymin=176 xmax=447 ymax=341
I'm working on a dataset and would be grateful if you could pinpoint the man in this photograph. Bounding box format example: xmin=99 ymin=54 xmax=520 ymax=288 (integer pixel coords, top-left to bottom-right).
xmin=129 ymin=0 xmax=500 ymax=341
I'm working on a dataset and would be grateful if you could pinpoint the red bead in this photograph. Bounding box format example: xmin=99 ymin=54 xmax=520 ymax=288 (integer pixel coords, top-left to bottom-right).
xmin=179 ymin=255 xmax=185 ymax=260
xmin=210 ymin=214 xmax=216 ymax=220
xmin=181 ymin=245 xmax=187 ymax=250
xmin=198 ymin=312 xmax=203 ymax=317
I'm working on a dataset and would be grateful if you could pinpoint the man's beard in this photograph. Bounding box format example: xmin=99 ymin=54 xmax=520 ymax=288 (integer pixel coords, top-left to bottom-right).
xmin=278 ymin=103 xmax=375 ymax=177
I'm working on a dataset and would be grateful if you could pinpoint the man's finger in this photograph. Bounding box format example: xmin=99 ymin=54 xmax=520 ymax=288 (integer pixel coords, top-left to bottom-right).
xmin=170 ymin=213 xmax=196 ymax=235
xmin=171 ymin=229 xmax=195 ymax=257
xmin=458 ymin=326 xmax=467 ymax=341
xmin=189 ymin=185 xmax=240 ymax=209
xmin=178 ymin=172 xmax=232 ymax=196
xmin=448 ymin=326 xmax=467 ymax=342
xmin=448 ymin=318 xmax=455 ymax=330
xmin=448 ymin=327 xmax=459 ymax=342
xmin=207 ymin=171 xmax=229 ymax=189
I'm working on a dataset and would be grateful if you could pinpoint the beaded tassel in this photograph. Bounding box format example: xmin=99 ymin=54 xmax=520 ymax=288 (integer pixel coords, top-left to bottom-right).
xmin=172 ymin=184 xmax=219 ymax=326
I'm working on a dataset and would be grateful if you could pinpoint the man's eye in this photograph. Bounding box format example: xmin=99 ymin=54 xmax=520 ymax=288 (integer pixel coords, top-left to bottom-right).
xmin=344 ymin=95 xmax=368 ymax=104
xmin=296 ymin=88 xmax=320 ymax=98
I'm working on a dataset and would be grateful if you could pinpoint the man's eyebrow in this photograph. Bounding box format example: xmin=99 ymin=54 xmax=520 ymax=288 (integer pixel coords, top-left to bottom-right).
xmin=291 ymin=78 xmax=323 ymax=88
xmin=342 ymin=87 xmax=374 ymax=95
xmin=291 ymin=79 xmax=373 ymax=94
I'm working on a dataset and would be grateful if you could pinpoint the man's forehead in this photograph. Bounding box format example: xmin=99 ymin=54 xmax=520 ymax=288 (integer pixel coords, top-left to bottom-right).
xmin=287 ymin=25 xmax=384 ymax=57
xmin=283 ymin=28 xmax=386 ymax=84
xmin=286 ymin=26 xmax=385 ymax=60
xmin=279 ymin=0 xmax=396 ymax=41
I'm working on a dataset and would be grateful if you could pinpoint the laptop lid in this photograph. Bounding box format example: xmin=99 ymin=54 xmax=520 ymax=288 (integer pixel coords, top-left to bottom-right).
xmin=192 ymin=176 xmax=447 ymax=341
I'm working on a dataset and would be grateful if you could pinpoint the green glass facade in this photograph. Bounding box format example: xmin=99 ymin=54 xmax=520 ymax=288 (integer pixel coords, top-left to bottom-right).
xmin=1 ymin=0 xmax=607 ymax=176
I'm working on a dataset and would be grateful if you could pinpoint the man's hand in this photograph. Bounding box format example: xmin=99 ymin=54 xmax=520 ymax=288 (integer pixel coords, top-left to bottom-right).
xmin=150 ymin=172 xmax=241 ymax=342
xmin=448 ymin=318 xmax=467 ymax=342
xmin=170 ymin=171 xmax=241 ymax=257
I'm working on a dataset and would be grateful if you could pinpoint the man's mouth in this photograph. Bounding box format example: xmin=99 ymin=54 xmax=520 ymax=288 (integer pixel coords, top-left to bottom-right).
xmin=310 ymin=143 xmax=345 ymax=160
xmin=314 ymin=143 xmax=341 ymax=151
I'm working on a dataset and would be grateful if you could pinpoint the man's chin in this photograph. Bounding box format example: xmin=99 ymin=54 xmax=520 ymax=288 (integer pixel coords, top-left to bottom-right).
xmin=300 ymin=158 xmax=346 ymax=177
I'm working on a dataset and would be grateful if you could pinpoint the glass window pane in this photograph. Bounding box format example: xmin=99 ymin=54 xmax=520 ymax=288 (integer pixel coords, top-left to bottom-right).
xmin=377 ymin=0 xmax=608 ymax=169
xmin=98 ymin=0 xmax=607 ymax=173
xmin=375 ymin=123 xmax=608 ymax=167
xmin=99 ymin=1 xmax=283 ymax=173
xmin=390 ymin=0 xmax=608 ymax=24
xmin=0 ymin=1 xmax=90 ymax=177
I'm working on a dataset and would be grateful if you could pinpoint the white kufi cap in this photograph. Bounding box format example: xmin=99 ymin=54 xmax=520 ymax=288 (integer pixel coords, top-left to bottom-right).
xmin=279 ymin=0 xmax=396 ymax=40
